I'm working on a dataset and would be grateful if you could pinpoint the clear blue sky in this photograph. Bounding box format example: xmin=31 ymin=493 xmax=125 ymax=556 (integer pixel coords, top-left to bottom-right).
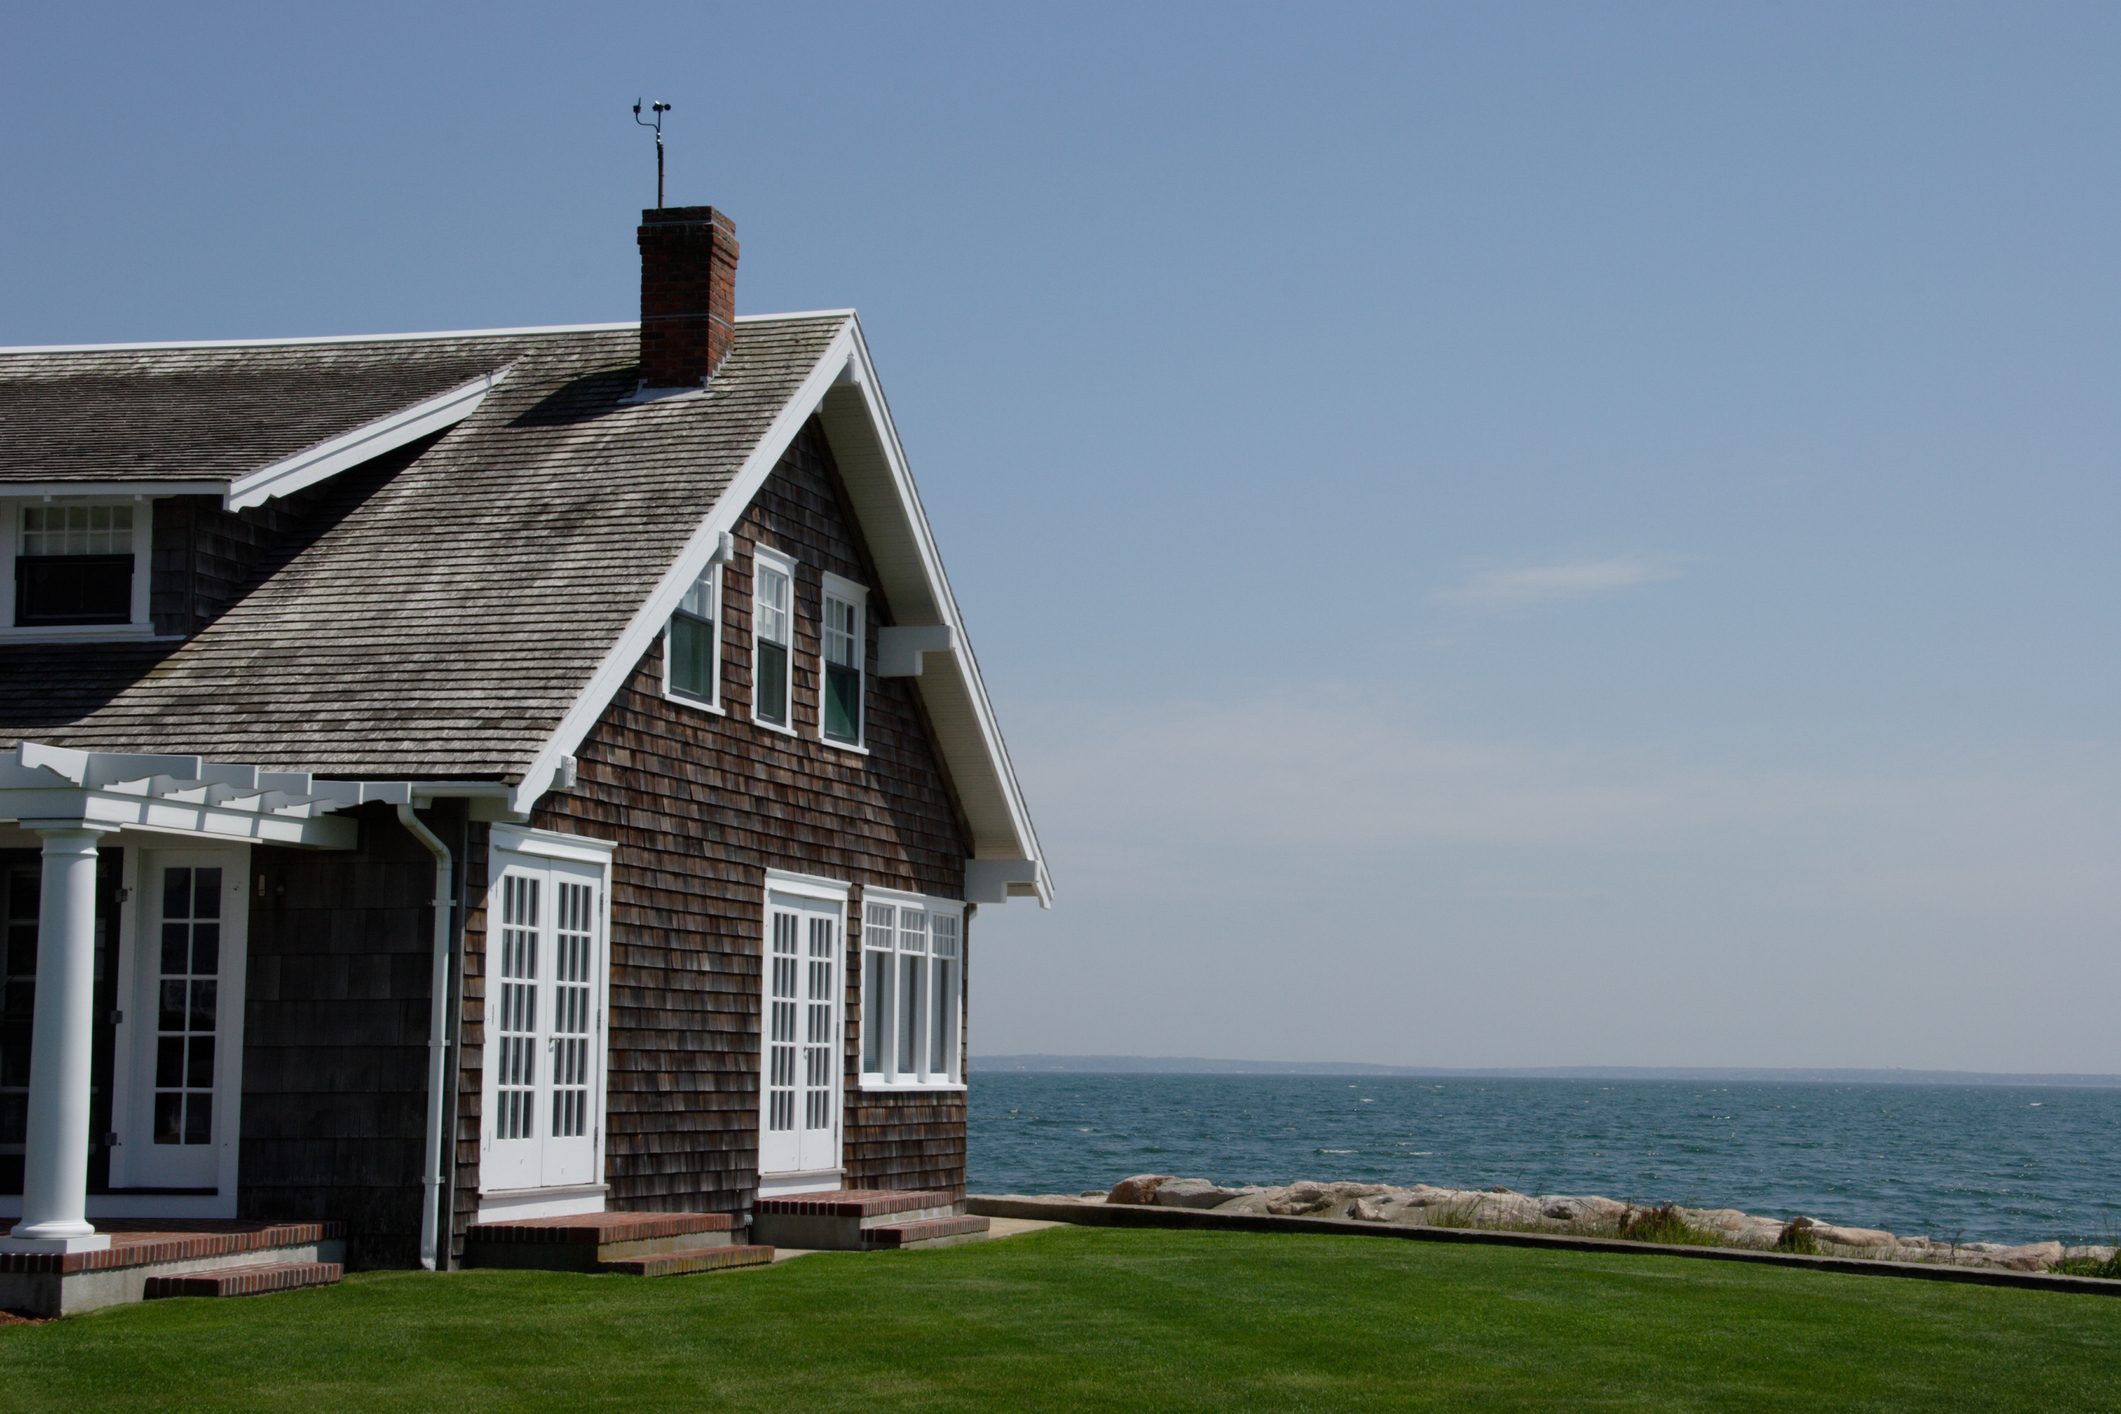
xmin=6 ymin=3 xmax=2115 ymax=1070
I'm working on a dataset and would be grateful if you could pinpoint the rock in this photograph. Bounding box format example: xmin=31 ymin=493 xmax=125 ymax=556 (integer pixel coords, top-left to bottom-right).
xmin=1153 ymin=1178 xmax=1253 ymax=1210
xmin=1806 ymin=1223 xmax=1896 ymax=1250
xmin=1983 ymin=1241 xmax=2065 ymax=1272
xmin=1402 ymin=1186 xmax=1465 ymax=1208
xmin=1107 ymin=1174 xmax=1175 ymax=1206
xmin=1349 ymin=1197 xmax=1392 ymax=1222
xmin=2065 ymin=1245 xmax=2117 ymax=1263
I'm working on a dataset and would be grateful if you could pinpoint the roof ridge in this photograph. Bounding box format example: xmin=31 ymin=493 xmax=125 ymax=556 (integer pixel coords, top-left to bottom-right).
xmin=0 ymin=311 xmax=854 ymax=357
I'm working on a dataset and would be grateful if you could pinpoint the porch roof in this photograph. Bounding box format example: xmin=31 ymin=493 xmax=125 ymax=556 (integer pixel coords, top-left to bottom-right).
xmin=0 ymin=740 xmax=409 ymax=848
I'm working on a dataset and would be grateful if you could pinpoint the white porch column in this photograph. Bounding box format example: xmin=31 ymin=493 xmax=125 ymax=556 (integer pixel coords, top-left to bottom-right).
xmin=3 ymin=824 xmax=114 ymax=1255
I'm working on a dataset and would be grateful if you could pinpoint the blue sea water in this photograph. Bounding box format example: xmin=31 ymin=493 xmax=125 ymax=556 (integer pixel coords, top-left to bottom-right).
xmin=968 ymin=1073 xmax=2121 ymax=1246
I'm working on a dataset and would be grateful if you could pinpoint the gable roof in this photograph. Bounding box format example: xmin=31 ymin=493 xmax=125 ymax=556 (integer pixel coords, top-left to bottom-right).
xmin=0 ymin=314 xmax=1049 ymax=903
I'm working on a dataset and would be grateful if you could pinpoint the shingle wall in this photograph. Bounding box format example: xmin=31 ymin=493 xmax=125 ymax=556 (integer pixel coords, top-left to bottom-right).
xmin=450 ymin=417 xmax=970 ymax=1252
xmin=240 ymin=802 xmax=453 ymax=1269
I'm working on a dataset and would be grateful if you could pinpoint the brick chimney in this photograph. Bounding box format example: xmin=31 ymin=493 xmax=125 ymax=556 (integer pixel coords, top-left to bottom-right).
xmin=637 ymin=206 xmax=739 ymax=389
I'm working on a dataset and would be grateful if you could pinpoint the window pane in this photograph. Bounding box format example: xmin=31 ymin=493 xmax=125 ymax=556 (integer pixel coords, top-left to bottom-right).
xmin=13 ymin=554 xmax=133 ymax=627
xmin=154 ymin=1093 xmax=182 ymax=1144
xmin=192 ymin=869 xmax=222 ymax=920
xmin=756 ymin=565 xmax=790 ymax=644
xmin=756 ymin=638 xmax=788 ymax=726
xmin=862 ymin=947 xmax=891 ymax=1074
xmin=931 ymin=957 xmax=958 ymax=1079
xmin=670 ymin=612 xmax=716 ymax=699
xmin=898 ymin=954 xmax=925 ymax=1074
xmin=824 ymin=662 xmax=861 ymax=743
xmin=183 ymin=1093 xmax=213 ymax=1145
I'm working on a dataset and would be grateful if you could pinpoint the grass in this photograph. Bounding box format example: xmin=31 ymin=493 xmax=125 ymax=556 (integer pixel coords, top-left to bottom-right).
xmin=2053 ymin=1250 xmax=2121 ymax=1280
xmin=6 ymin=1225 xmax=2121 ymax=1411
xmin=1614 ymin=1203 xmax=1723 ymax=1248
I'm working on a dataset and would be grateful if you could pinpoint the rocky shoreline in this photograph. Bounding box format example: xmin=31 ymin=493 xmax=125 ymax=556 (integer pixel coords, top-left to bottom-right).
xmin=1054 ymin=1175 xmax=2118 ymax=1275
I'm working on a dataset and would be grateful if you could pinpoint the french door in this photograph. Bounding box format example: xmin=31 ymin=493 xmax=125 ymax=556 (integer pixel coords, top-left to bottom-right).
xmin=483 ymin=850 xmax=606 ymax=1193
xmin=758 ymin=884 xmax=844 ymax=1179
xmin=117 ymin=849 xmax=247 ymax=1191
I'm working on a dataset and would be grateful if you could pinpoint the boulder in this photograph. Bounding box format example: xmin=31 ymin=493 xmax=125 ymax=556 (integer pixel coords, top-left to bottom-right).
xmin=1107 ymin=1174 xmax=1175 ymax=1206
xmin=1348 ymin=1197 xmax=1394 ymax=1222
xmin=2065 ymin=1245 xmax=2117 ymax=1263
xmin=1153 ymin=1178 xmax=1255 ymax=1210
xmin=1983 ymin=1241 xmax=2065 ymax=1272
xmin=1806 ymin=1223 xmax=1896 ymax=1250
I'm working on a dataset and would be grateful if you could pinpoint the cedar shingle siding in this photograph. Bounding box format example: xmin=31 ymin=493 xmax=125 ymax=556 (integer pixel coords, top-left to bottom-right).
xmin=449 ymin=420 xmax=970 ymax=1257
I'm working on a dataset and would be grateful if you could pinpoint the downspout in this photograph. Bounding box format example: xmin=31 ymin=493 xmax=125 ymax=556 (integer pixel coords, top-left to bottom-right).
xmin=398 ymin=801 xmax=455 ymax=1273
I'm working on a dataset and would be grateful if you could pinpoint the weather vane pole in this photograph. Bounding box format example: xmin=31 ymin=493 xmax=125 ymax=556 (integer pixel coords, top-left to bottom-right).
xmin=633 ymin=99 xmax=672 ymax=209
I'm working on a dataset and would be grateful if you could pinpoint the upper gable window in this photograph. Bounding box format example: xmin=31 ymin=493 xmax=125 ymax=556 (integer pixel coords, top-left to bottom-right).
xmin=820 ymin=574 xmax=867 ymax=750
xmin=3 ymin=500 xmax=152 ymax=635
xmin=752 ymin=547 xmax=796 ymax=732
xmin=665 ymin=561 xmax=721 ymax=709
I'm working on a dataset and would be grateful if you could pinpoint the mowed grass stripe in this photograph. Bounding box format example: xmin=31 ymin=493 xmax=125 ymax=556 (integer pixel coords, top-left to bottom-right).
xmin=4 ymin=1225 xmax=2118 ymax=1412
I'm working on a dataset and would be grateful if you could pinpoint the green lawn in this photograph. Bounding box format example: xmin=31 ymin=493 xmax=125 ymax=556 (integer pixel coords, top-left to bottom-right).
xmin=6 ymin=1226 xmax=2119 ymax=1411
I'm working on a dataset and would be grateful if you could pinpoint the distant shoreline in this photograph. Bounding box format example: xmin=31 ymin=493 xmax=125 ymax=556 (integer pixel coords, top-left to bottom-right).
xmin=975 ymin=1055 xmax=2121 ymax=1089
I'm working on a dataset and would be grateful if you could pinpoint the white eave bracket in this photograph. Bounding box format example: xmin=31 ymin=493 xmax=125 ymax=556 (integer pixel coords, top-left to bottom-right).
xmin=877 ymin=624 xmax=958 ymax=678
xmin=965 ymin=857 xmax=1049 ymax=907
xmin=224 ymin=365 xmax=513 ymax=511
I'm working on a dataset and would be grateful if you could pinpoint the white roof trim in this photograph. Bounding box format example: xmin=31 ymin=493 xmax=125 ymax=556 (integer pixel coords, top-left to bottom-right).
xmin=0 ymin=741 xmax=415 ymax=848
xmin=835 ymin=319 xmax=1051 ymax=906
xmin=0 ymin=310 xmax=852 ymax=356
xmin=225 ymin=366 xmax=511 ymax=510
xmin=0 ymin=481 xmax=226 ymax=498
xmin=508 ymin=314 xmax=1050 ymax=907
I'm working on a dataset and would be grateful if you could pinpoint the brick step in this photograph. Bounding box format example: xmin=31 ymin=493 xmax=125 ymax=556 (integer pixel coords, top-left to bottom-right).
xmin=144 ymin=1260 xmax=342 ymax=1300
xmin=466 ymin=1212 xmax=744 ymax=1270
xmin=751 ymin=1190 xmax=963 ymax=1251
xmin=599 ymin=1244 xmax=776 ymax=1278
xmin=862 ymin=1215 xmax=992 ymax=1251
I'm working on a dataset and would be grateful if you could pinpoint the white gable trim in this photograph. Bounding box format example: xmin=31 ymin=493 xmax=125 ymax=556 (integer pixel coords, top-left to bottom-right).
xmin=225 ymin=367 xmax=511 ymax=510
xmin=508 ymin=314 xmax=1051 ymax=907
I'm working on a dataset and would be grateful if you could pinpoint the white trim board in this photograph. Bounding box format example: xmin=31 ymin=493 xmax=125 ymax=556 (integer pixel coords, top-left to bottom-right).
xmin=505 ymin=314 xmax=1051 ymax=907
xmin=225 ymin=368 xmax=511 ymax=510
xmin=0 ymin=311 xmax=851 ymax=356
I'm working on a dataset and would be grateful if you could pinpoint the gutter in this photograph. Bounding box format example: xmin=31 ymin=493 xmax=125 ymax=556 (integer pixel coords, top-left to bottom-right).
xmin=397 ymin=801 xmax=456 ymax=1272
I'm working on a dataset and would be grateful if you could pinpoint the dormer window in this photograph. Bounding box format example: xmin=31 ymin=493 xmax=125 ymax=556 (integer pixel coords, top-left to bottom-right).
xmin=2 ymin=499 xmax=153 ymax=636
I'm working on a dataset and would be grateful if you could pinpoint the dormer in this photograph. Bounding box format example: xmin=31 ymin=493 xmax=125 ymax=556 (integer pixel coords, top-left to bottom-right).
xmin=0 ymin=339 xmax=514 ymax=643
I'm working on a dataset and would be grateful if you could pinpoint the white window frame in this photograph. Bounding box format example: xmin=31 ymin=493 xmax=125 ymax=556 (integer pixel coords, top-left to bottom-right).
xmin=661 ymin=559 xmax=724 ymax=713
xmin=0 ymin=495 xmax=157 ymax=641
xmin=751 ymin=545 xmax=797 ymax=736
xmin=858 ymin=887 xmax=965 ymax=1092
xmin=818 ymin=572 xmax=869 ymax=753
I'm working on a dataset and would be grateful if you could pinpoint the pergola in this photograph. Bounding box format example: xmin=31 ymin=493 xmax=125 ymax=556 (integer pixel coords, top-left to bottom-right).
xmin=0 ymin=741 xmax=411 ymax=1255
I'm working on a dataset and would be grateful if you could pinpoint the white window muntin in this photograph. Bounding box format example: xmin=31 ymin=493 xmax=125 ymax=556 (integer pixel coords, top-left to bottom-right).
xmin=663 ymin=559 xmax=723 ymax=711
xmin=859 ymin=887 xmax=964 ymax=1090
xmin=0 ymin=495 xmax=156 ymax=640
xmin=751 ymin=545 xmax=796 ymax=734
xmin=819 ymin=571 xmax=868 ymax=751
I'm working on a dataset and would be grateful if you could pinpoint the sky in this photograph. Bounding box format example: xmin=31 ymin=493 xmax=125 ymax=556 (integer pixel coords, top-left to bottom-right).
xmin=4 ymin=3 xmax=2116 ymax=1072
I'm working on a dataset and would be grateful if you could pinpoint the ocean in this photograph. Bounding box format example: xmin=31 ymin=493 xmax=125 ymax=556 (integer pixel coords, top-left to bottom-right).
xmin=967 ymin=1072 xmax=2121 ymax=1246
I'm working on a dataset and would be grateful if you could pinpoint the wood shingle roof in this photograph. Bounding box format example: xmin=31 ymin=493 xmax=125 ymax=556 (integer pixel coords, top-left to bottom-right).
xmin=0 ymin=315 xmax=849 ymax=779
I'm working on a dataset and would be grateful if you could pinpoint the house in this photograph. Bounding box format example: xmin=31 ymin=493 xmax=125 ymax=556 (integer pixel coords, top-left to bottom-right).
xmin=0 ymin=204 xmax=1049 ymax=1313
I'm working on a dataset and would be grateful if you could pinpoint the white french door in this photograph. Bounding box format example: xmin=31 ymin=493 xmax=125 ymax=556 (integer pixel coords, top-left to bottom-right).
xmin=758 ymin=883 xmax=844 ymax=1180
xmin=116 ymin=849 xmax=247 ymax=1192
xmin=483 ymin=849 xmax=606 ymax=1194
